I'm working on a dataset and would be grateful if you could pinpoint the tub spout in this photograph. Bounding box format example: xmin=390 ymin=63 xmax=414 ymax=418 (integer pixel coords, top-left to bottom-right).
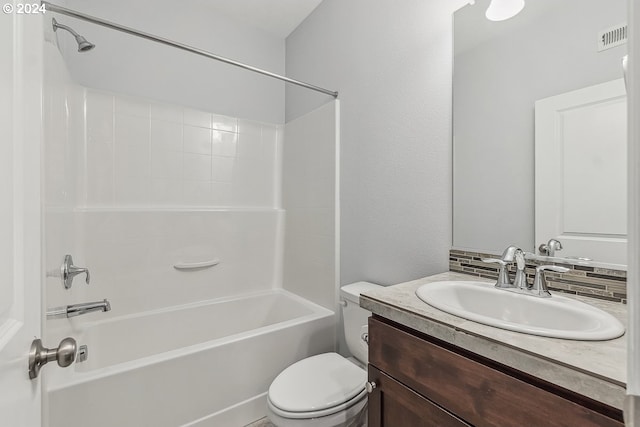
xmin=47 ymin=299 xmax=111 ymax=319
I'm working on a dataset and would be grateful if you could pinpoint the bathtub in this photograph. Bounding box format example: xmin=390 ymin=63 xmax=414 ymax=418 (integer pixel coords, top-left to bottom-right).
xmin=46 ymin=289 xmax=336 ymax=427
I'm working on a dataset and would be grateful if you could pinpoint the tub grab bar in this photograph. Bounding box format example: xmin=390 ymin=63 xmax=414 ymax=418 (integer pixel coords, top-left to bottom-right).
xmin=173 ymin=259 xmax=220 ymax=270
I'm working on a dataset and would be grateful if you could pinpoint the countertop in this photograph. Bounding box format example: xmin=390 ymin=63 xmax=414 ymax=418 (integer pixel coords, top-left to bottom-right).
xmin=360 ymin=272 xmax=627 ymax=410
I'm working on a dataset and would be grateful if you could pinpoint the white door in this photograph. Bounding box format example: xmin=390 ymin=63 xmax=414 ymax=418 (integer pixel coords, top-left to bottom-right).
xmin=535 ymin=79 xmax=627 ymax=265
xmin=0 ymin=3 xmax=44 ymax=426
xmin=627 ymin=1 xmax=640 ymax=424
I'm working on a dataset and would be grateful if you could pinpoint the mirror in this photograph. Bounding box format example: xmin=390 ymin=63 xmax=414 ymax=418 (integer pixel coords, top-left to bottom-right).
xmin=452 ymin=0 xmax=627 ymax=266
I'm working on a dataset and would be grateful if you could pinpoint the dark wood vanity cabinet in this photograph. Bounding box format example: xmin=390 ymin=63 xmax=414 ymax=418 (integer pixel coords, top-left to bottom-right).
xmin=367 ymin=316 xmax=624 ymax=427
xmin=368 ymin=365 xmax=471 ymax=426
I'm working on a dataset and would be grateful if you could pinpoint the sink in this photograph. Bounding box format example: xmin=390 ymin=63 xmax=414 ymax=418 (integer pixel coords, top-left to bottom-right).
xmin=415 ymin=281 xmax=625 ymax=341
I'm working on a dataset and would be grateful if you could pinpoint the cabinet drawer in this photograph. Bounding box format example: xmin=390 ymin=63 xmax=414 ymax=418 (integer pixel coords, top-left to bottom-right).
xmin=369 ymin=316 xmax=623 ymax=427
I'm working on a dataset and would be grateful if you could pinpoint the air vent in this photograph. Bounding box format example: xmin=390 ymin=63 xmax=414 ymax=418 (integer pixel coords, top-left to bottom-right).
xmin=598 ymin=23 xmax=627 ymax=52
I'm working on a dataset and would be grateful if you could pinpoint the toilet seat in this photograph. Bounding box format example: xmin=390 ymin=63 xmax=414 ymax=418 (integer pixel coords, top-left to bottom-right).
xmin=266 ymin=394 xmax=368 ymax=427
xmin=268 ymin=352 xmax=367 ymax=419
xmin=268 ymin=388 xmax=367 ymax=419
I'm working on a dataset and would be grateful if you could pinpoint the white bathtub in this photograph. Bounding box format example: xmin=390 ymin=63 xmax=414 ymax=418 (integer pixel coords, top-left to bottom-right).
xmin=47 ymin=289 xmax=335 ymax=427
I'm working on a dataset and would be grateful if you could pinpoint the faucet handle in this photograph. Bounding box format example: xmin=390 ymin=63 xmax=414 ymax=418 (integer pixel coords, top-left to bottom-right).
xmin=539 ymin=239 xmax=563 ymax=257
xmin=481 ymin=257 xmax=506 ymax=265
xmin=61 ymin=255 xmax=90 ymax=289
xmin=481 ymin=258 xmax=512 ymax=288
xmin=531 ymin=265 xmax=569 ymax=297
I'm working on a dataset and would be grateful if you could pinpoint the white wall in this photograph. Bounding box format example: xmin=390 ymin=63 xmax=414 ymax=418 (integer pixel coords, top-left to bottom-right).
xmin=453 ymin=0 xmax=627 ymax=254
xmin=283 ymin=101 xmax=339 ymax=310
xmin=57 ymin=0 xmax=285 ymax=124
xmin=286 ymin=0 xmax=467 ymax=285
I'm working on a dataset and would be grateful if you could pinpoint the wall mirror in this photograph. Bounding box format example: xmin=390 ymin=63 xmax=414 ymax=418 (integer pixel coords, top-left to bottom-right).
xmin=452 ymin=0 xmax=628 ymax=266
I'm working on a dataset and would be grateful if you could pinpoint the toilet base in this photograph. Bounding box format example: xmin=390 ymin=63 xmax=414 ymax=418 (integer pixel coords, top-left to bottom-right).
xmin=266 ymin=397 xmax=367 ymax=427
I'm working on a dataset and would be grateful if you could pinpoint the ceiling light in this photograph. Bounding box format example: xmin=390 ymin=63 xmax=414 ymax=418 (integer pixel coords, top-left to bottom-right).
xmin=485 ymin=0 xmax=525 ymax=21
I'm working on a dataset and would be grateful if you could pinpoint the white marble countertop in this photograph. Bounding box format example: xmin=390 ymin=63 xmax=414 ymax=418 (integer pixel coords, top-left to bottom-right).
xmin=360 ymin=271 xmax=627 ymax=410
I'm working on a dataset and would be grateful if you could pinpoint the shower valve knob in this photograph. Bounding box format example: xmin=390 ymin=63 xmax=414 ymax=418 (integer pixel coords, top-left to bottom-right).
xmin=61 ymin=254 xmax=90 ymax=289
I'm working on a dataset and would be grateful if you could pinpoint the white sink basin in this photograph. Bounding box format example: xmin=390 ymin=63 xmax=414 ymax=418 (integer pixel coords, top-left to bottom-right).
xmin=415 ymin=281 xmax=625 ymax=341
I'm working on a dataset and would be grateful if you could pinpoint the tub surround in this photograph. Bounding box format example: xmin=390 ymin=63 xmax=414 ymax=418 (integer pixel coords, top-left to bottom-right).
xmin=48 ymin=289 xmax=335 ymax=427
xmin=360 ymin=272 xmax=626 ymax=410
xmin=44 ymin=44 xmax=341 ymax=426
xmin=282 ymin=101 xmax=339 ymax=311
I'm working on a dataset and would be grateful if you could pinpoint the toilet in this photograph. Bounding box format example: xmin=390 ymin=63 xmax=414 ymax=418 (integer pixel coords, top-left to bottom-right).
xmin=266 ymin=282 xmax=382 ymax=427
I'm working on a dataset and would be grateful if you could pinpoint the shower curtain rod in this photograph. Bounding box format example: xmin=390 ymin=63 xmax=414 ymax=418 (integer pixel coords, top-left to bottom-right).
xmin=41 ymin=1 xmax=339 ymax=98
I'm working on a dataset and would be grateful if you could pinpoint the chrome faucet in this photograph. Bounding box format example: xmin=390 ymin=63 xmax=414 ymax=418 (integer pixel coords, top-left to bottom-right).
xmin=482 ymin=245 xmax=526 ymax=289
xmin=47 ymin=299 xmax=111 ymax=319
xmin=531 ymin=265 xmax=569 ymax=297
xmin=512 ymin=248 xmax=528 ymax=290
xmin=539 ymin=239 xmax=563 ymax=257
xmin=482 ymin=245 xmax=571 ymax=298
xmin=481 ymin=257 xmax=511 ymax=288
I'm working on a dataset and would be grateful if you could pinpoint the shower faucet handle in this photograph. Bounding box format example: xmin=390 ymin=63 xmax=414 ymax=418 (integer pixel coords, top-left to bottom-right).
xmin=61 ymin=255 xmax=90 ymax=289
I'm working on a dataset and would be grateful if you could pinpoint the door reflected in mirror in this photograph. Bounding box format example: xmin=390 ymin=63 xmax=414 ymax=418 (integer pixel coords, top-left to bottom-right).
xmin=452 ymin=0 xmax=627 ymax=267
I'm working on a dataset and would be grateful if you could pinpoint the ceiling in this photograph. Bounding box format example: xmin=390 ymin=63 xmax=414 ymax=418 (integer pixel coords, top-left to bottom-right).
xmin=196 ymin=0 xmax=324 ymax=38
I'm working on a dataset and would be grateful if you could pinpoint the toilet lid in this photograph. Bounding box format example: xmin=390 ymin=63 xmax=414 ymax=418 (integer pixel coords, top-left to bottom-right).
xmin=268 ymin=352 xmax=366 ymax=413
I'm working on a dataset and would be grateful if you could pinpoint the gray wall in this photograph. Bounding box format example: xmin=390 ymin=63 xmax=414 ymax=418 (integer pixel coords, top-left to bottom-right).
xmin=453 ymin=0 xmax=627 ymax=254
xmin=59 ymin=0 xmax=285 ymax=124
xmin=286 ymin=0 xmax=467 ymax=286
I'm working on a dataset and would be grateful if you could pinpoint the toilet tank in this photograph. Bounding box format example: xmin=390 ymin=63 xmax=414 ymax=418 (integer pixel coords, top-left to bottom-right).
xmin=340 ymin=282 xmax=383 ymax=364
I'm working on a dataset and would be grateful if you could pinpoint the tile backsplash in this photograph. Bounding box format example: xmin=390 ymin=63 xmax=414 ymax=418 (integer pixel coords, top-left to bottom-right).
xmin=449 ymin=249 xmax=627 ymax=303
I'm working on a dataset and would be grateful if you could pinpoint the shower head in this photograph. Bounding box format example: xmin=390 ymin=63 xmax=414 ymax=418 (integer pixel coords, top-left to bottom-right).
xmin=75 ymin=35 xmax=95 ymax=52
xmin=52 ymin=18 xmax=95 ymax=52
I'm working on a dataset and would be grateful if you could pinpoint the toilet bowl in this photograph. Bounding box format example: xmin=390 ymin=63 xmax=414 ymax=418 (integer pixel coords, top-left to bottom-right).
xmin=266 ymin=282 xmax=382 ymax=427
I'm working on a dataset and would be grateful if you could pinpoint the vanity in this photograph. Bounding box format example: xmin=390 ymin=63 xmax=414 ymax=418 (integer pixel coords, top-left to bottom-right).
xmin=398 ymin=1 xmax=631 ymax=424
xmin=361 ymin=272 xmax=626 ymax=427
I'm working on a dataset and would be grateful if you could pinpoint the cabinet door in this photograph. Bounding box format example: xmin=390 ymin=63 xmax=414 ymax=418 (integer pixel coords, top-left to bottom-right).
xmin=368 ymin=365 xmax=471 ymax=427
xmin=369 ymin=316 xmax=624 ymax=427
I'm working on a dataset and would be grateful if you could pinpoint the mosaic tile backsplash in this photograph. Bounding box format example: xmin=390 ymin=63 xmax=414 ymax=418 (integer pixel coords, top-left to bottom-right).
xmin=450 ymin=249 xmax=627 ymax=304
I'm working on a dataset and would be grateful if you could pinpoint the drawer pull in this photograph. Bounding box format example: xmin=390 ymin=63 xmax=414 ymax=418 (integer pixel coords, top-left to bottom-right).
xmin=366 ymin=381 xmax=377 ymax=393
